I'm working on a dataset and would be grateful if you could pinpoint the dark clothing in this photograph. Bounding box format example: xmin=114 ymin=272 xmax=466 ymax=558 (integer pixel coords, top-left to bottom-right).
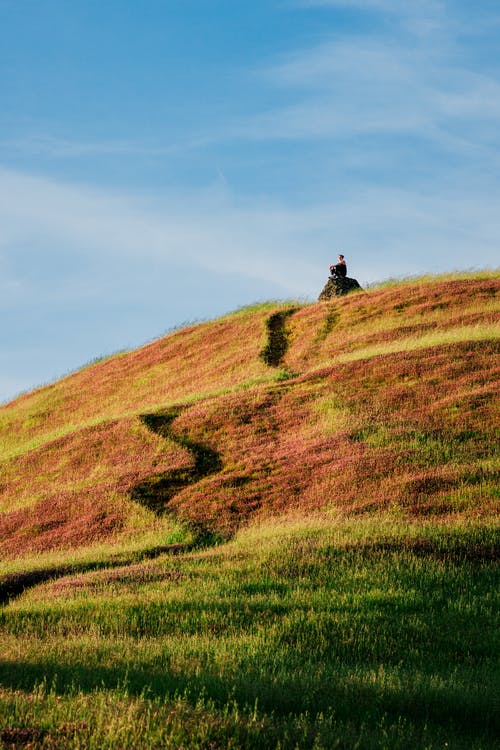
xmin=330 ymin=261 xmax=347 ymax=278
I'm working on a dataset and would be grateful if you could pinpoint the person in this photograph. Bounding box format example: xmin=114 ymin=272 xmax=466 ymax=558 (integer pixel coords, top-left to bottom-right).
xmin=329 ymin=254 xmax=347 ymax=278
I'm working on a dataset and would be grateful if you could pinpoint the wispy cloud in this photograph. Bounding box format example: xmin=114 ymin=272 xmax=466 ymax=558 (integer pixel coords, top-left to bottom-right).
xmin=5 ymin=3 xmax=499 ymax=171
xmin=238 ymin=23 xmax=500 ymax=162
xmin=234 ymin=0 xmax=500 ymax=161
xmin=0 ymin=167 xmax=320 ymax=295
xmin=295 ymin=0 xmax=432 ymax=11
xmin=293 ymin=0 xmax=449 ymax=32
xmin=0 ymin=134 xmax=209 ymax=159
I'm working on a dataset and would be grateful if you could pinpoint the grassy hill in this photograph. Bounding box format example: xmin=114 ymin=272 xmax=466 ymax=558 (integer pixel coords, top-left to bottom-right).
xmin=0 ymin=273 xmax=498 ymax=749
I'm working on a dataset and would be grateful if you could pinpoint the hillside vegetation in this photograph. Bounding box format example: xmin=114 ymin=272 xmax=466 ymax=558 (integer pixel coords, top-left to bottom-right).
xmin=1 ymin=275 xmax=498 ymax=554
xmin=0 ymin=273 xmax=498 ymax=749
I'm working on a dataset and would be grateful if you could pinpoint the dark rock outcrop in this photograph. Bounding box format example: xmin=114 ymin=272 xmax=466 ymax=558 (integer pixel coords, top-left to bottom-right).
xmin=318 ymin=276 xmax=362 ymax=300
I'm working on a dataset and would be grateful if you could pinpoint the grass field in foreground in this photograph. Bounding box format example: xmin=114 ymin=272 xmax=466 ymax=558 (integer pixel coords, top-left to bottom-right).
xmin=0 ymin=514 xmax=498 ymax=749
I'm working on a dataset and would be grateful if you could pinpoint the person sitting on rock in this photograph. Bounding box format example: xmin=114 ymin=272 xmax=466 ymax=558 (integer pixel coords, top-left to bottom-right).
xmin=329 ymin=254 xmax=347 ymax=278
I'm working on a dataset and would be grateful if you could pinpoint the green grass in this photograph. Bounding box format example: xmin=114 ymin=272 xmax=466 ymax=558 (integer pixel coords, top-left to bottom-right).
xmin=0 ymin=520 xmax=193 ymax=579
xmin=1 ymin=515 xmax=498 ymax=749
xmin=368 ymin=269 xmax=500 ymax=289
xmin=335 ymin=322 xmax=500 ymax=364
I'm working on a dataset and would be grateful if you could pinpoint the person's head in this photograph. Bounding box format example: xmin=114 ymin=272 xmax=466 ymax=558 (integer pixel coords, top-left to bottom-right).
xmin=338 ymin=254 xmax=344 ymax=261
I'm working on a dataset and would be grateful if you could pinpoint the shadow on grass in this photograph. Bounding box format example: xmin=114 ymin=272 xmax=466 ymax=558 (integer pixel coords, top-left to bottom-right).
xmin=260 ymin=308 xmax=298 ymax=367
xmin=0 ymin=656 xmax=496 ymax=744
xmin=0 ymin=544 xmax=188 ymax=607
xmin=335 ymin=538 xmax=500 ymax=564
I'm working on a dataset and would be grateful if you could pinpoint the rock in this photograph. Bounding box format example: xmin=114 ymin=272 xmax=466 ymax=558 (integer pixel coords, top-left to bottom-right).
xmin=318 ymin=276 xmax=362 ymax=300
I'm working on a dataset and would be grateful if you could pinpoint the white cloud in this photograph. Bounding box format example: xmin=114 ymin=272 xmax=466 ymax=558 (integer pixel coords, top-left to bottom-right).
xmin=242 ymin=30 xmax=500 ymax=157
xmin=0 ymin=167 xmax=320 ymax=295
xmin=0 ymin=134 xmax=207 ymax=159
xmin=294 ymin=0 xmax=448 ymax=27
xmin=228 ymin=0 xmax=500 ymax=176
xmin=296 ymin=0 xmax=417 ymax=9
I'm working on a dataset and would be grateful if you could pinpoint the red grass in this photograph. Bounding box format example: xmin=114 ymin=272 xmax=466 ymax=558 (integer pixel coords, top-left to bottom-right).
xmin=0 ymin=418 xmax=191 ymax=555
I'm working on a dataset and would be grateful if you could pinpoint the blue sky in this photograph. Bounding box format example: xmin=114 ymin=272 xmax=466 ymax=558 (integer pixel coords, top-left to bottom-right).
xmin=1 ymin=0 xmax=499 ymax=404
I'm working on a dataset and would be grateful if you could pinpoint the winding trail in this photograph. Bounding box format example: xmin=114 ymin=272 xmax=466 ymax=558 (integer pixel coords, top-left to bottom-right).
xmin=0 ymin=311 xmax=301 ymax=606
xmin=131 ymin=408 xmax=223 ymax=516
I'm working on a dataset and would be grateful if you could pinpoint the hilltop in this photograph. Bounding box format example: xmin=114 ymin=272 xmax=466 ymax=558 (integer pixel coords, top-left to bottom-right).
xmin=0 ymin=272 xmax=499 ymax=749
xmin=1 ymin=273 xmax=498 ymax=556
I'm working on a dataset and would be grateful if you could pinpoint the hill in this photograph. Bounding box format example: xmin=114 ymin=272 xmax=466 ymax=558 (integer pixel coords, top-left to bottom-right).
xmin=0 ymin=273 xmax=498 ymax=749
xmin=1 ymin=274 xmax=498 ymax=555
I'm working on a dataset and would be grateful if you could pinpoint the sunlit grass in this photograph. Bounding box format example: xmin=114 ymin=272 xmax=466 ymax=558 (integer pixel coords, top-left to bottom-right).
xmin=323 ymin=297 xmax=499 ymax=341
xmin=0 ymin=514 xmax=498 ymax=748
xmin=368 ymin=268 xmax=500 ymax=289
xmin=334 ymin=322 xmax=499 ymax=364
